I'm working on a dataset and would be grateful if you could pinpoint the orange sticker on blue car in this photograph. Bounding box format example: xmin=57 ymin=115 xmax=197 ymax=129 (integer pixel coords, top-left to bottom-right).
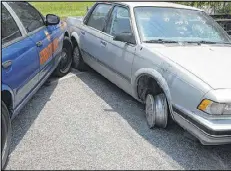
xmin=40 ymin=38 xmax=59 ymax=65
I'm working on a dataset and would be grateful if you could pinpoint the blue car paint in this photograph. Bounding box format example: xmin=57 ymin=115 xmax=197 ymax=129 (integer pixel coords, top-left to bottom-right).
xmin=2 ymin=36 xmax=40 ymax=109
xmin=2 ymin=19 xmax=67 ymax=119
xmin=48 ymin=25 xmax=64 ymax=67
xmin=32 ymin=28 xmax=54 ymax=80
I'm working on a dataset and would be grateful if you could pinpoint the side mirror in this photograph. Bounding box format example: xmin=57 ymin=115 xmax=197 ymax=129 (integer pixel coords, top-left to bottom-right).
xmin=113 ymin=33 xmax=136 ymax=44
xmin=46 ymin=14 xmax=60 ymax=25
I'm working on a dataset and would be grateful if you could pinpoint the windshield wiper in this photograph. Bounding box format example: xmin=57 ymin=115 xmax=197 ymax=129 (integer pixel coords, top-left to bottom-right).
xmin=186 ymin=40 xmax=231 ymax=45
xmin=144 ymin=39 xmax=231 ymax=45
xmin=144 ymin=39 xmax=179 ymax=44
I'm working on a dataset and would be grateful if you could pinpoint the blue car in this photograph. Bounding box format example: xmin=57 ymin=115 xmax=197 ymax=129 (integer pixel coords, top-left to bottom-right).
xmin=1 ymin=2 xmax=73 ymax=168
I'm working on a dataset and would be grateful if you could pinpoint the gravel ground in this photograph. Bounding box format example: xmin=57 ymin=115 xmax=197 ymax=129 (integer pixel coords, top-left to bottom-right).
xmin=6 ymin=69 xmax=231 ymax=170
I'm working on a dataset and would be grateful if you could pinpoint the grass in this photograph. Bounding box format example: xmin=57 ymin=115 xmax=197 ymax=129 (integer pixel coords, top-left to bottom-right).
xmin=30 ymin=2 xmax=94 ymax=18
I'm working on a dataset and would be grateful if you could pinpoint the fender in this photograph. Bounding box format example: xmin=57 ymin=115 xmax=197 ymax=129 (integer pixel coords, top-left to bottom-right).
xmin=71 ymin=32 xmax=80 ymax=46
xmin=132 ymin=68 xmax=175 ymax=119
xmin=2 ymin=84 xmax=15 ymax=109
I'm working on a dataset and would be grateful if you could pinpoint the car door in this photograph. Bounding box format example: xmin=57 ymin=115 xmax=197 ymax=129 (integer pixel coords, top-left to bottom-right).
xmin=80 ymin=3 xmax=112 ymax=64
xmin=1 ymin=3 xmax=40 ymax=108
xmin=8 ymin=2 xmax=55 ymax=81
xmin=46 ymin=18 xmax=64 ymax=68
xmin=103 ymin=5 xmax=136 ymax=83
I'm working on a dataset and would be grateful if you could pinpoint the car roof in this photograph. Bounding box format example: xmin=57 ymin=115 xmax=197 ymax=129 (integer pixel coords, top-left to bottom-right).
xmin=113 ymin=2 xmax=202 ymax=11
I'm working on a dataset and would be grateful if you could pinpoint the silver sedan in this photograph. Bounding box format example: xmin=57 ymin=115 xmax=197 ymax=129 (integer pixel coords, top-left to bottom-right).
xmin=67 ymin=2 xmax=231 ymax=145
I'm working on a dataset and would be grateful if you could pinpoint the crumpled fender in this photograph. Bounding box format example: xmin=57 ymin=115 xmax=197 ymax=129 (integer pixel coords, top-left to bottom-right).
xmin=60 ymin=20 xmax=68 ymax=32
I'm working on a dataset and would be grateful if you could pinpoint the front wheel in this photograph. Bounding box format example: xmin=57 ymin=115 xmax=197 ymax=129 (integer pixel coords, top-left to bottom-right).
xmin=145 ymin=93 xmax=168 ymax=129
xmin=1 ymin=101 xmax=12 ymax=169
xmin=54 ymin=37 xmax=73 ymax=77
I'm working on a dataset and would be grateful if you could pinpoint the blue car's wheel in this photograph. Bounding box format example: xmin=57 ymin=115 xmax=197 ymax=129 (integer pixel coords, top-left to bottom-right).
xmin=1 ymin=101 xmax=11 ymax=170
xmin=54 ymin=37 xmax=73 ymax=77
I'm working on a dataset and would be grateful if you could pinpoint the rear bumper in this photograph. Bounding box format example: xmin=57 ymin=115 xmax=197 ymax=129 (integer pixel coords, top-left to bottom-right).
xmin=172 ymin=105 xmax=231 ymax=145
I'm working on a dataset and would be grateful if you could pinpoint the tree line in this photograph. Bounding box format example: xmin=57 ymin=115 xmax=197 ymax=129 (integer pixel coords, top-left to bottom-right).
xmin=177 ymin=2 xmax=231 ymax=15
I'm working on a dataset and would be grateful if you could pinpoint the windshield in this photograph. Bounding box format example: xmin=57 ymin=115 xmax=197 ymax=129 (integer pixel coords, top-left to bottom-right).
xmin=134 ymin=7 xmax=231 ymax=43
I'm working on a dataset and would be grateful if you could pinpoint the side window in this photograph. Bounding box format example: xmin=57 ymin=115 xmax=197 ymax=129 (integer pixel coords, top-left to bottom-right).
xmin=1 ymin=5 xmax=22 ymax=45
xmin=8 ymin=2 xmax=44 ymax=33
xmin=87 ymin=4 xmax=112 ymax=31
xmin=106 ymin=6 xmax=132 ymax=36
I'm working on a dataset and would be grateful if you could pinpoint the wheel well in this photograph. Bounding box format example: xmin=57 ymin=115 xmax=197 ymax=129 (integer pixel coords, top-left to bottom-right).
xmin=71 ymin=36 xmax=77 ymax=47
xmin=63 ymin=38 xmax=72 ymax=52
xmin=64 ymin=32 xmax=69 ymax=38
xmin=2 ymin=91 xmax=13 ymax=115
xmin=137 ymin=75 xmax=163 ymax=102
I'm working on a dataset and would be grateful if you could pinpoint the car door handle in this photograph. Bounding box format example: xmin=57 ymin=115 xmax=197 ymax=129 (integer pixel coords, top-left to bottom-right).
xmin=100 ymin=41 xmax=107 ymax=47
xmin=80 ymin=31 xmax=85 ymax=35
xmin=36 ymin=41 xmax=43 ymax=47
xmin=2 ymin=60 xmax=12 ymax=69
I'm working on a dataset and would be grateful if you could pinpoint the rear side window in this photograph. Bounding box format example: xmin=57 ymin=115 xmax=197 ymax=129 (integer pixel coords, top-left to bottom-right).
xmin=1 ymin=5 xmax=21 ymax=45
xmin=8 ymin=2 xmax=44 ymax=33
xmin=87 ymin=4 xmax=112 ymax=31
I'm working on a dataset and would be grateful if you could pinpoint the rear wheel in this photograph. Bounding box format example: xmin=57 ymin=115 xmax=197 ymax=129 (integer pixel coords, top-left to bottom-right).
xmin=1 ymin=101 xmax=11 ymax=169
xmin=54 ymin=37 xmax=73 ymax=77
xmin=145 ymin=93 xmax=168 ymax=128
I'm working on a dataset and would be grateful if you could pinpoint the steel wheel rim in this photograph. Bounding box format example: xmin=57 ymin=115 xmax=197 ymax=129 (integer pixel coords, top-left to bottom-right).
xmin=145 ymin=94 xmax=155 ymax=127
xmin=155 ymin=94 xmax=168 ymax=128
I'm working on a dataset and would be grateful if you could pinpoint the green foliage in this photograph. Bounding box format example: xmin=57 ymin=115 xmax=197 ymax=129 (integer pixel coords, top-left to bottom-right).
xmin=30 ymin=2 xmax=94 ymax=18
xmin=177 ymin=2 xmax=231 ymax=14
xmin=30 ymin=2 xmax=231 ymax=18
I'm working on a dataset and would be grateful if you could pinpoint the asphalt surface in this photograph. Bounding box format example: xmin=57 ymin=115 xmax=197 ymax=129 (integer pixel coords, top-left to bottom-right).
xmin=6 ymin=69 xmax=231 ymax=170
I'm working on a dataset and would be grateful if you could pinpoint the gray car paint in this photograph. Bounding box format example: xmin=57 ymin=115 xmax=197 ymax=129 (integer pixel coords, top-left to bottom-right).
xmin=67 ymin=2 xmax=231 ymax=145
